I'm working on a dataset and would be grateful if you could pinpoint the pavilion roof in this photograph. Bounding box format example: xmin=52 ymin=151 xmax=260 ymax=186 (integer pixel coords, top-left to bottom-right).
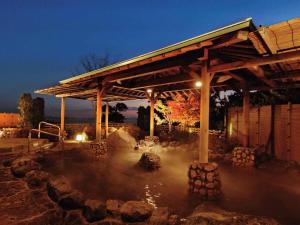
xmin=36 ymin=18 xmax=300 ymax=102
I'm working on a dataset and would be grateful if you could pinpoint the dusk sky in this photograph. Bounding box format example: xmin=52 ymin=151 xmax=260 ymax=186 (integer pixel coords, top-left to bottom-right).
xmin=1 ymin=0 xmax=299 ymax=120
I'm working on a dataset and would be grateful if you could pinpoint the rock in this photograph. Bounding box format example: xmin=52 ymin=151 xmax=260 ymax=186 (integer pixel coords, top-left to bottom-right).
xmin=203 ymin=163 xmax=218 ymax=172
xmin=106 ymin=199 xmax=124 ymax=216
xmin=95 ymin=218 xmax=124 ymax=225
xmin=184 ymin=202 xmax=281 ymax=225
xmin=83 ymin=199 xmax=107 ymax=222
xmin=59 ymin=190 xmax=85 ymax=210
xmin=11 ymin=156 xmax=41 ymax=177
xmin=63 ymin=210 xmax=87 ymax=225
xmin=25 ymin=170 xmax=49 ymax=189
xmin=47 ymin=176 xmax=72 ymax=202
xmin=30 ymin=152 xmax=46 ymax=163
xmin=2 ymin=158 xmax=14 ymax=167
xmin=232 ymin=147 xmax=256 ymax=167
xmin=168 ymin=214 xmax=180 ymax=225
xmin=120 ymin=201 xmax=154 ymax=222
xmin=138 ymin=152 xmax=161 ymax=171
xmin=149 ymin=207 xmax=170 ymax=224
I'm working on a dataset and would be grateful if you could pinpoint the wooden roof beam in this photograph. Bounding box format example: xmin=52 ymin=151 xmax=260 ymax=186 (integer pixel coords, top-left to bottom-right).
xmin=271 ymin=70 xmax=300 ymax=80
xmin=226 ymin=72 xmax=246 ymax=83
xmin=105 ymin=91 xmax=145 ymax=100
xmin=103 ymin=65 xmax=181 ymax=83
xmin=130 ymin=74 xmax=195 ymax=90
xmin=247 ymin=66 xmax=277 ymax=87
xmin=210 ymin=30 xmax=249 ymax=49
xmin=56 ymin=89 xmax=97 ymax=98
xmin=208 ymin=50 xmax=300 ymax=73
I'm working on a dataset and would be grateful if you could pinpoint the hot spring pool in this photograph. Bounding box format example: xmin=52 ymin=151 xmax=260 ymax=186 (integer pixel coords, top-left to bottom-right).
xmin=41 ymin=148 xmax=300 ymax=225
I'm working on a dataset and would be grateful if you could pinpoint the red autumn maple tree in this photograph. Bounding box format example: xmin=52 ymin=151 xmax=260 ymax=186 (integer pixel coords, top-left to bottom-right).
xmin=167 ymin=93 xmax=200 ymax=126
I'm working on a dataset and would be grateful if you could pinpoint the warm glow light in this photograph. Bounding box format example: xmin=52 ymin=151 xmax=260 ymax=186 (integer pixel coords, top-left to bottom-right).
xmin=229 ymin=122 xmax=233 ymax=137
xmin=76 ymin=134 xmax=86 ymax=142
xmin=195 ymin=81 xmax=202 ymax=88
xmin=147 ymin=89 xmax=152 ymax=93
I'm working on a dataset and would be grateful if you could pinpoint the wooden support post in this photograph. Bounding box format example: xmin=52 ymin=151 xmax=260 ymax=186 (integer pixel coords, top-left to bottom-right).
xmin=242 ymin=86 xmax=250 ymax=147
xmin=60 ymin=97 xmax=65 ymax=137
xmin=287 ymin=102 xmax=292 ymax=160
xmin=256 ymin=107 xmax=261 ymax=146
xmin=199 ymin=62 xmax=212 ymax=163
xmin=105 ymin=102 xmax=109 ymax=138
xmin=150 ymin=96 xmax=155 ymax=138
xmin=96 ymin=87 xmax=103 ymax=142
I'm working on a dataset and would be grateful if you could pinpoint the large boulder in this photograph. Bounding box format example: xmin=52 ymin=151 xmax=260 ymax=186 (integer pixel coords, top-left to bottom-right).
xmin=82 ymin=199 xmax=107 ymax=222
xmin=25 ymin=170 xmax=49 ymax=189
xmin=107 ymin=128 xmax=137 ymax=152
xmin=183 ymin=202 xmax=281 ymax=225
xmin=138 ymin=152 xmax=161 ymax=171
xmin=10 ymin=156 xmax=41 ymax=177
xmin=47 ymin=176 xmax=72 ymax=202
xmin=120 ymin=201 xmax=154 ymax=222
xmin=149 ymin=207 xmax=170 ymax=225
xmin=59 ymin=190 xmax=85 ymax=210
xmin=106 ymin=199 xmax=124 ymax=217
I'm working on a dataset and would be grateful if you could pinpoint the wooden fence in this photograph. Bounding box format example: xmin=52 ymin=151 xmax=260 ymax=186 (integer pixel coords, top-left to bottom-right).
xmin=227 ymin=104 xmax=300 ymax=163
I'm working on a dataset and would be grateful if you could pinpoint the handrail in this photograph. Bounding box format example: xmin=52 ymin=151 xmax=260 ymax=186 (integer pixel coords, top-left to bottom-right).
xmin=31 ymin=129 xmax=61 ymax=137
xmin=38 ymin=121 xmax=61 ymax=139
xmin=28 ymin=121 xmax=64 ymax=152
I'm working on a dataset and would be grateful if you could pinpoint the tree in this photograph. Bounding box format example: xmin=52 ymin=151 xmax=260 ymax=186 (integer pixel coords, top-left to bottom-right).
xmin=102 ymin=103 xmax=128 ymax=123
xmin=18 ymin=93 xmax=45 ymax=128
xmin=72 ymin=53 xmax=112 ymax=75
xmin=155 ymin=99 xmax=173 ymax=132
xmin=32 ymin=97 xmax=45 ymax=128
xmin=137 ymin=106 xmax=150 ymax=130
xmin=167 ymin=93 xmax=200 ymax=127
xmin=18 ymin=93 xmax=33 ymax=128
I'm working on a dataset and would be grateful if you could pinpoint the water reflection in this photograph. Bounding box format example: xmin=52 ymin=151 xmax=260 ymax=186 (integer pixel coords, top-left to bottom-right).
xmin=144 ymin=183 xmax=163 ymax=208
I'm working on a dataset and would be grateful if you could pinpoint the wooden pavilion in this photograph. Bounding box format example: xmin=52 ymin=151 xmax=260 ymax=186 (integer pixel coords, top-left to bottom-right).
xmin=36 ymin=17 xmax=300 ymax=163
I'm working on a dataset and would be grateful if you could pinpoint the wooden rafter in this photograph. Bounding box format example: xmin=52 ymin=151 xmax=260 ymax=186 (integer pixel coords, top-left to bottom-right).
xmin=130 ymin=74 xmax=195 ymax=90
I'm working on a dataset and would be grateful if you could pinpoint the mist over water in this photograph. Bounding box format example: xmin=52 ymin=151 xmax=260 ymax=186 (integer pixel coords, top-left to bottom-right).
xmin=41 ymin=128 xmax=300 ymax=224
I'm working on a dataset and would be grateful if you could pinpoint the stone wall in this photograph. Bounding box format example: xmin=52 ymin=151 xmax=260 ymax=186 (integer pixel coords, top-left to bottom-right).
xmin=188 ymin=162 xmax=221 ymax=200
xmin=232 ymin=147 xmax=255 ymax=166
xmin=0 ymin=113 xmax=20 ymax=128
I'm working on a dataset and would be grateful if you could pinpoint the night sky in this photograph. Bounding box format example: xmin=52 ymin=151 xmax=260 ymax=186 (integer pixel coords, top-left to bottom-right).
xmin=1 ymin=0 xmax=299 ymax=120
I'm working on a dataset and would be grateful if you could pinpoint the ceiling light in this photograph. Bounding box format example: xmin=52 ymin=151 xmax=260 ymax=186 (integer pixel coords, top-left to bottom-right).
xmin=195 ymin=81 xmax=202 ymax=88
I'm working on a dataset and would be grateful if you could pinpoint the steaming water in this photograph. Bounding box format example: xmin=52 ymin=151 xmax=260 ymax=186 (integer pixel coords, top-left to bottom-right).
xmin=42 ymin=146 xmax=300 ymax=225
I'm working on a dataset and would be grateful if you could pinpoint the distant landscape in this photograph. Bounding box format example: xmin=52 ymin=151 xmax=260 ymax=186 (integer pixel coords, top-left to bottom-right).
xmin=46 ymin=116 xmax=137 ymax=124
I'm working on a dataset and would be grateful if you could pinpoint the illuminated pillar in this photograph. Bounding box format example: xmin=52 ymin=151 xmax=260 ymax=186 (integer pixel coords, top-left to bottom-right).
xmin=150 ymin=96 xmax=155 ymax=138
xmin=105 ymin=102 xmax=109 ymax=138
xmin=96 ymin=88 xmax=102 ymax=142
xmin=60 ymin=97 xmax=65 ymax=137
xmin=242 ymin=86 xmax=250 ymax=147
xmin=199 ymin=62 xmax=211 ymax=163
